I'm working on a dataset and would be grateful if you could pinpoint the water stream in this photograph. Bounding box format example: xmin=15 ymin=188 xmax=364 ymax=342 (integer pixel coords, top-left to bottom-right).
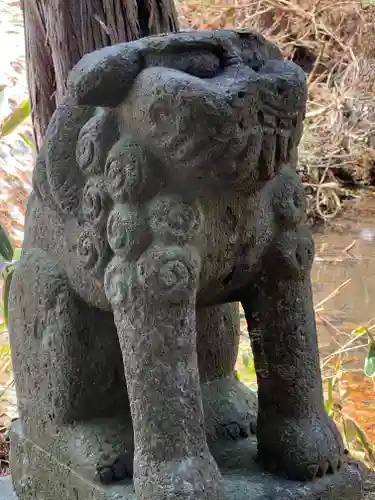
xmin=311 ymin=194 xmax=375 ymax=444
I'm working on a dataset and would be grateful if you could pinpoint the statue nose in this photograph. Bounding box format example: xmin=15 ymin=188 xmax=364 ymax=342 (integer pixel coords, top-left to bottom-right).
xmin=229 ymin=79 xmax=260 ymax=132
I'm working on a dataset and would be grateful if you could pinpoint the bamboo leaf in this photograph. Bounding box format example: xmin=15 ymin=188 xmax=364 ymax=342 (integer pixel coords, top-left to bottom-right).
xmin=364 ymin=342 xmax=375 ymax=378
xmin=12 ymin=248 xmax=22 ymax=261
xmin=352 ymin=326 xmax=368 ymax=336
xmin=0 ymin=225 xmax=14 ymax=262
xmin=0 ymin=99 xmax=31 ymax=138
xmin=248 ymin=357 xmax=256 ymax=377
xmin=18 ymin=132 xmax=36 ymax=152
xmin=242 ymin=353 xmax=250 ymax=369
xmin=0 ymin=344 xmax=10 ymax=356
xmin=342 ymin=416 xmax=358 ymax=445
xmin=2 ymin=267 xmax=15 ymax=328
xmin=325 ymin=377 xmax=334 ymax=416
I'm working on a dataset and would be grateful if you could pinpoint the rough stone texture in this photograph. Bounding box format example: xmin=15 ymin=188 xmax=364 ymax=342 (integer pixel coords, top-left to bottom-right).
xmin=2 ymin=461 xmax=372 ymax=500
xmin=364 ymin=471 xmax=375 ymax=500
xmin=6 ymin=422 xmax=363 ymax=500
xmin=8 ymin=29 xmax=363 ymax=500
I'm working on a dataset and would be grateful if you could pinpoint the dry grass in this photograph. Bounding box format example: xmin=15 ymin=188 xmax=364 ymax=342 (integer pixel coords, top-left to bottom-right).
xmin=177 ymin=0 xmax=375 ymax=222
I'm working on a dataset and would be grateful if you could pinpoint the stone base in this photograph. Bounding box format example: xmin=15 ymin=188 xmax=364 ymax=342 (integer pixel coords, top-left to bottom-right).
xmin=8 ymin=421 xmax=363 ymax=500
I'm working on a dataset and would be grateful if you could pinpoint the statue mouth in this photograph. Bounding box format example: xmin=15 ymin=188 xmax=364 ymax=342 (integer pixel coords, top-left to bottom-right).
xmin=212 ymin=106 xmax=303 ymax=186
xmin=205 ymin=58 xmax=306 ymax=185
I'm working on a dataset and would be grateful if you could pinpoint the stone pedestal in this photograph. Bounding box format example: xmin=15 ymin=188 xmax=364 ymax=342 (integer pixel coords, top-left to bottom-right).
xmin=8 ymin=420 xmax=362 ymax=500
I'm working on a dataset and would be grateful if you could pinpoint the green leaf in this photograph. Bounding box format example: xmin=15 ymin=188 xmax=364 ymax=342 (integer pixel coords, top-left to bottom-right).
xmin=2 ymin=267 xmax=15 ymax=328
xmin=18 ymin=132 xmax=36 ymax=152
xmin=248 ymin=358 xmax=256 ymax=377
xmin=352 ymin=326 xmax=368 ymax=336
xmin=0 ymin=99 xmax=31 ymax=138
xmin=242 ymin=353 xmax=250 ymax=369
xmin=325 ymin=377 xmax=334 ymax=416
xmin=242 ymin=353 xmax=256 ymax=377
xmin=12 ymin=248 xmax=22 ymax=261
xmin=0 ymin=225 xmax=14 ymax=261
xmin=342 ymin=416 xmax=359 ymax=445
xmin=0 ymin=263 xmax=12 ymax=281
xmin=0 ymin=343 xmax=10 ymax=355
xmin=364 ymin=342 xmax=375 ymax=378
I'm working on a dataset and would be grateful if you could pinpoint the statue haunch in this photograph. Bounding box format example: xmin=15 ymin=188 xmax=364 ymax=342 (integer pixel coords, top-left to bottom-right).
xmin=9 ymin=29 xmax=345 ymax=500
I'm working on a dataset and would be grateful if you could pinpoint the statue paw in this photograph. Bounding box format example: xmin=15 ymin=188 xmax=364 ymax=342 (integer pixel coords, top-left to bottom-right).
xmin=54 ymin=419 xmax=134 ymax=485
xmin=95 ymin=451 xmax=133 ymax=484
xmin=133 ymin=450 xmax=225 ymax=500
xmin=202 ymin=376 xmax=257 ymax=444
xmin=256 ymin=413 xmax=345 ymax=481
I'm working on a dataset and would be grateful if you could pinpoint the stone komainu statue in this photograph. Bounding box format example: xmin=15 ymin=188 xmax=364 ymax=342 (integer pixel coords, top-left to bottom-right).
xmin=8 ymin=29 xmax=356 ymax=500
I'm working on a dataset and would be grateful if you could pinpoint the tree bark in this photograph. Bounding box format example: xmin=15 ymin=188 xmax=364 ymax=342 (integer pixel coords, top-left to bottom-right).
xmin=21 ymin=0 xmax=179 ymax=150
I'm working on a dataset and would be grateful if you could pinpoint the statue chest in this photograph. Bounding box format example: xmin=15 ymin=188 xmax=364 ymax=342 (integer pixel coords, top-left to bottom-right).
xmin=197 ymin=185 xmax=275 ymax=303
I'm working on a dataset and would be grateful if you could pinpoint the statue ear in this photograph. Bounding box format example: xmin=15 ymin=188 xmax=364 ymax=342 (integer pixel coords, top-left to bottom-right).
xmin=140 ymin=30 xmax=242 ymax=64
xmin=67 ymin=43 xmax=144 ymax=107
xmin=66 ymin=30 xmax=245 ymax=108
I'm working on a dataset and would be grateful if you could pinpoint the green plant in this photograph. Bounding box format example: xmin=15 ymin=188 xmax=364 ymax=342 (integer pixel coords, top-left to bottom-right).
xmin=0 ymin=228 xmax=15 ymax=477
xmin=0 ymin=85 xmax=31 ymax=332
xmin=0 ymin=85 xmax=34 ymax=150
xmin=0 ymin=225 xmax=20 ymax=334
xmin=322 ymin=325 xmax=375 ymax=467
xmin=0 ymin=85 xmax=31 ymax=324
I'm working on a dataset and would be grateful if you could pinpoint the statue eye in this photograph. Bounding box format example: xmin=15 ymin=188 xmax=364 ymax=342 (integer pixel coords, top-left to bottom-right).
xmin=150 ymin=100 xmax=172 ymax=124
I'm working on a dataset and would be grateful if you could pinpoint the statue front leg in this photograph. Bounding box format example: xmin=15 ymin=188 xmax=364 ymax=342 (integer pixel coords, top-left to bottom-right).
xmin=241 ymin=223 xmax=345 ymax=480
xmin=105 ymin=243 xmax=224 ymax=500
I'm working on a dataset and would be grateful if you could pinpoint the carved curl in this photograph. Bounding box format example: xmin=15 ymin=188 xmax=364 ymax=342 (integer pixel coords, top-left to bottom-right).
xmin=105 ymin=138 xmax=152 ymax=203
xmin=76 ymin=109 xmax=119 ymax=178
xmin=81 ymin=177 xmax=111 ymax=228
xmin=107 ymin=204 xmax=151 ymax=259
xmin=104 ymin=256 xmax=135 ymax=307
xmin=76 ymin=226 xmax=110 ymax=277
xmin=148 ymin=195 xmax=204 ymax=245
xmin=137 ymin=245 xmax=201 ymax=304
xmin=76 ymin=133 xmax=96 ymax=174
xmin=44 ymin=98 xmax=92 ymax=215
xmin=44 ymin=100 xmax=118 ymax=217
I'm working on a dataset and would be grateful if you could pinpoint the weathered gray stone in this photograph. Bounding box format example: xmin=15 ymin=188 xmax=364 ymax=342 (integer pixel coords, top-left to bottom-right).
xmin=8 ymin=28 xmax=363 ymax=500
xmin=8 ymin=421 xmax=362 ymax=500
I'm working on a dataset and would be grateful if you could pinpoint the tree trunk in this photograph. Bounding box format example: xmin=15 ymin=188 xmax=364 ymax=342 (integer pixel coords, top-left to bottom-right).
xmin=21 ymin=0 xmax=179 ymax=150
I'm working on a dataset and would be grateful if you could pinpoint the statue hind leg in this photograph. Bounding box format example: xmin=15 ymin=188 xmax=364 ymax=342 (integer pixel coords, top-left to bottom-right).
xmin=8 ymin=248 xmax=134 ymax=486
xmin=197 ymin=304 xmax=257 ymax=443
